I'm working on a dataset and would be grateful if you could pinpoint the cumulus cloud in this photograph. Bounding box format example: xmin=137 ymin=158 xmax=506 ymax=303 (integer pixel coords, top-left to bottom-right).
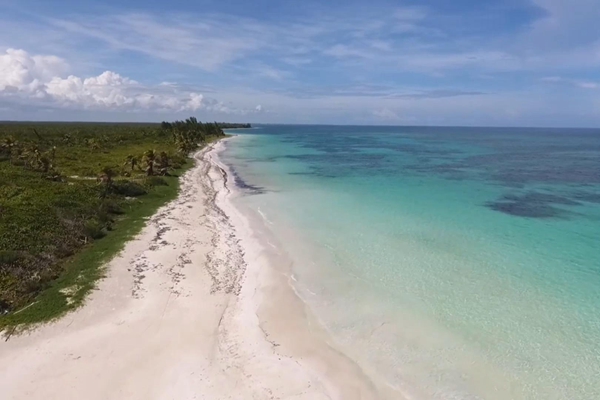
xmin=0 ymin=48 xmax=68 ymax=97
xmin=0 ymin=48 xmax=249 ymax=113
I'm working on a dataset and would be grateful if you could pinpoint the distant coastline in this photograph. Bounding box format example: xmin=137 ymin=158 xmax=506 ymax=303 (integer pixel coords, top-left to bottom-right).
xmin=217 ymin=122 xmax=252 ymax=129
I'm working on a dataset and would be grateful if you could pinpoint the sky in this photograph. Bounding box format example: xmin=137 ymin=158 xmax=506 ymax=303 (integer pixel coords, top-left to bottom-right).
xmin=1 ymin=0 xmax=599 ymax=127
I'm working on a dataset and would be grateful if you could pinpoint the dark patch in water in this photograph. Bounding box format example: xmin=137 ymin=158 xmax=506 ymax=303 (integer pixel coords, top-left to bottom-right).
xmin=501 ymin=192 xmax=581 ymax=206
xmin=229 ymin=167 xmax=265 ymax=194
xmin=288 ymin=172 xmax=314 ymax=176
xmin=486 ymin=201 xmax=568 ymax=218
xmin=571 ymin=191 xmax=600 ymax=204
xmin=404 ymin=163 xmax=469 ymax=180
xmin=485 ymin=191 xmax=580 ymax=218
xmin=283 ymin=152 xmax=391 ymax=178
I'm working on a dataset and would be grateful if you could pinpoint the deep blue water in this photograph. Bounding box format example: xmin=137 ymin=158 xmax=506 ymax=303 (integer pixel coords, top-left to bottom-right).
xmin=222 ymin=125 xmax=600 ymax=400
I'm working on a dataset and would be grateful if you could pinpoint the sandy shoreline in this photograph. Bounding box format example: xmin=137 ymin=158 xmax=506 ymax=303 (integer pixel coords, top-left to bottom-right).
xmin=0 ymin=140 xmax=390 ymax=400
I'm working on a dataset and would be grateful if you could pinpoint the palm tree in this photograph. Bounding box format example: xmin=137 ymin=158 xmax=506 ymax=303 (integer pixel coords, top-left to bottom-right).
xmin=157 ymin=151 xmax=171 ymax=176
xmin=142 ymin=150 xmax=157 ymax=176
xmin=22 ymin=145 xmax=42 ymax=170
xmin=175 ymin=137 xmax=190 ymax=154
xmin=0 ymin=136 xmax=19 ymax=164
xmin=172 ymin=132 xmax=184 ymax=151
xmin=98 ymin=166 xmax=117 ymax=197
xmin=87 ymin=139 xmax=101 ymax=150
xmin=124 ymin=155 xmax=140 ymax=171
xmin=1 ymin=136 xmax=18 ymax=153
xmin=12 ymin=146 xmax=24 ymax=165
xmin=50 ymin=146 xmax=57 ymax=163
xmin=39 ymin=155 xmax=52 ymax=173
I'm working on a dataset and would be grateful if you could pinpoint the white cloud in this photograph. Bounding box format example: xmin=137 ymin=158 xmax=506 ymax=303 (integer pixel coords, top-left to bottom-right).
xmin=324 ymin=44 xmax=368 ymax=59
xmin=541 ymin=76 xmax=563 ymax=83
xmin=393 ymin=6 xmax=428 ymax=21
xmin=257 ymin=65 xmax=288 ymax=81
xmin=0 ymin=48 xmax=258 ymax=113
xmin=48 ymin=14 xmax=266 ymax=72
xmin=577 ymin=82 xmax=599 ymax=89
xmin=373 ymin=108 xmax=400 ymax=120
xmin=0 ymin=48 xmax=68 ymax=97
xmin=541 ymin=76 xmax=600 ymax=89
xmin=282 ymin=57 xmax=312 ymax=66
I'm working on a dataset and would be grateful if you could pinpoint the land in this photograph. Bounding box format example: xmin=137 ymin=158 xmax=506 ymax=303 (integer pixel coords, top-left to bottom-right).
xmin=0 ymin=141 xmax=389 ymax=400
xmin=210 ymin=122 xmax=252 ymax=129
xmin=0 ymin=119 xmax=241 ymax=330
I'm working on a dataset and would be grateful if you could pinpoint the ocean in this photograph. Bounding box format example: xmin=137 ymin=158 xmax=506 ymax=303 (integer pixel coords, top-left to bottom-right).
xmin=220 ymin=125 xmax=600 ymax=399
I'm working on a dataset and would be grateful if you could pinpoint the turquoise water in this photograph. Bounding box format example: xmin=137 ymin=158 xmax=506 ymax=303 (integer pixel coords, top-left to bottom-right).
xmin=221 ymin=126 xmax=600 ymax=399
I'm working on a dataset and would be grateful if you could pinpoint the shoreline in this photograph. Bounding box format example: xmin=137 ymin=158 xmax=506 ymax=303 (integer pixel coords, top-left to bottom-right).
xmin=0 ymin=139 xmax=391 ymax=399
xmin=210 ymin=140 xmax=400 ymax=399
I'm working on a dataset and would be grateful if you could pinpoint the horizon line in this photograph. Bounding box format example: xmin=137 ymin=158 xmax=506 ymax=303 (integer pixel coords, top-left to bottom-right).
xmin=1 ymin=120 xmax=600 ymax=130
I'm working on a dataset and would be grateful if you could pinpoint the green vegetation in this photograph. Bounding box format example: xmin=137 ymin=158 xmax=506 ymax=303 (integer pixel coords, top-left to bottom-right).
xmin=212 ymin=122 xmax=251 ymax=129
xmin=0 ymin=118 xmax=235 ymax=330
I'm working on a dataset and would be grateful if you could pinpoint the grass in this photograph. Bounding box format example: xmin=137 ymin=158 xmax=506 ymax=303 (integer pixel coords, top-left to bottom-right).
xmin=0 ymin=120 xmax=232 ymax=332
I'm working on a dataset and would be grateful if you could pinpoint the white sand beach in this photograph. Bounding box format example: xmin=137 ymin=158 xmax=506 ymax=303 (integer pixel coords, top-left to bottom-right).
xmin=0 ymin=141 xmax=391 ymax=400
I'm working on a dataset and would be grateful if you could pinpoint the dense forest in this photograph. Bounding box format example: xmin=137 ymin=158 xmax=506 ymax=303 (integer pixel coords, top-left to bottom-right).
xmin=0 ymin=118 xmax=244 ymax=328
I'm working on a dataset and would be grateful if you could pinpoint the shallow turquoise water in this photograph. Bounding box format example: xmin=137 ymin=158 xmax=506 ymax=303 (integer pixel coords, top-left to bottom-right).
xmin=222 ymin=126 xmax=600 ymax=399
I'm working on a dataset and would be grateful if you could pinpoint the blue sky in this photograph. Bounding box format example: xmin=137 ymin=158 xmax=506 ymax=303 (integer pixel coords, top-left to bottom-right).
xmin=1 ymin=0 xmax=599 ymax=126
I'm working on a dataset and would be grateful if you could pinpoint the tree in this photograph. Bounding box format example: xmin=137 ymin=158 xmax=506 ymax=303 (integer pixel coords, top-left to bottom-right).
xmin=0 ymin=136 xmax=19 ymax=164
xmin=173 ymin=131 xmax=198 ymax=154
xmin=98 ymin=166 xmax=117 ymax=198
xmin=1 ymin=136 xmax=18 ymax=154
xmin=124 ymin=155 xmax=140 ymax=171
xmin=22 ymin=145 xmax=42 ymax=170
xmin=86 ymin=139 xmax=101 ymax=150
xmin=157 ymin=151 xmax=171 ymax=176
xmin=39 ymin=154 xmax=52 ymax=173
xmin=142 ymin=150 xmax=157 ymax=176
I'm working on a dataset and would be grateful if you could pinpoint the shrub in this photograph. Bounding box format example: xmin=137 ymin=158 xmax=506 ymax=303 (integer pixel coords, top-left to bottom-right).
xmin=84 ymin=219 xmax=107 ymax=240
xmin=170 ymin=154 xmax=187 ymax=166
xmin=100 ymin=199 xmax=124 ymax=215
xmin=143 ymin=176 xmax=168 ymax=188
xmin=54 ymin=242 xmax=75 ymax=258
xmin=0 ymin=251 xmax=21 ymax=266
xmin=112 ymin=180 xmax=147 ymax=197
